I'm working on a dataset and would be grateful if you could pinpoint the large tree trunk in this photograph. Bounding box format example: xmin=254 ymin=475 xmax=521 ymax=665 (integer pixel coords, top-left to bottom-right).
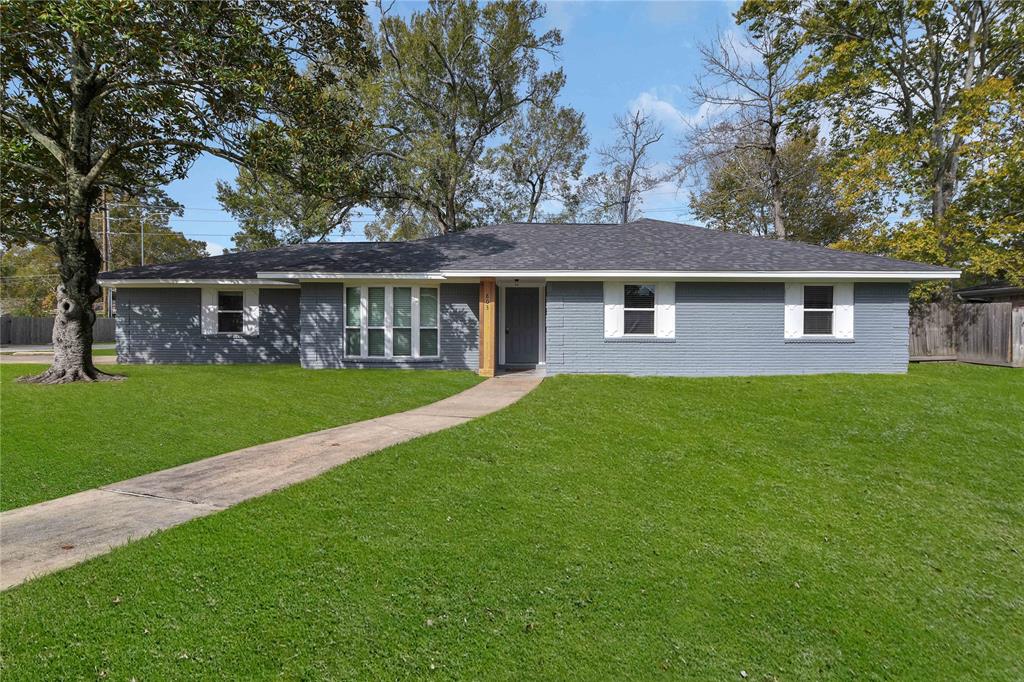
xmin=18 ymin=196 xmax=122 ymax=384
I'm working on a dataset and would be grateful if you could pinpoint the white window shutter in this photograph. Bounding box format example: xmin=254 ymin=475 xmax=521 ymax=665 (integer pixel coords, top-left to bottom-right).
xmin=201 ymin=288 xmax=217 ymax=335
xmin=243 ymin=288 xmax=260 ymax=336
xmin=784 ymin=283 xmax=802 ymax=338
xmin=834 ymin=283 xmax=854 ymax=338
xmin=654 ymin=282 xmax=675 ymax=338
xmin=603 ymin=281 xmax=623 ymax=338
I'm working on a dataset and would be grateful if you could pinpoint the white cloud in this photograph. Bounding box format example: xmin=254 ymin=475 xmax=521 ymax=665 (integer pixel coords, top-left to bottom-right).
xmin=628 ymin=89 xmax=728 ymax=132
xmin=205 ymin=241 xmax=226 ymax=256
xmin=629 ymin=90 xmax=687 ymax=131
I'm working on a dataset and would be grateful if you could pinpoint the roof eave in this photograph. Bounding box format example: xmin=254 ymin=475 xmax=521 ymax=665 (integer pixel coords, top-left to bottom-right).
xmin=99 ymin=269 xmax=961 ymax=287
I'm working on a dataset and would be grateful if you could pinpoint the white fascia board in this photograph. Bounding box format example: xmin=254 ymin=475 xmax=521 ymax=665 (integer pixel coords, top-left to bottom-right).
xmin=437 ymin=270 xmax=961 ymax=281
xmin=249 ymin=269 xmax=962 ymax=282
xmin=257 ymin=271 xmax=446 ymax=281
xmin=99 ymin=278 xmax=299 ymax=288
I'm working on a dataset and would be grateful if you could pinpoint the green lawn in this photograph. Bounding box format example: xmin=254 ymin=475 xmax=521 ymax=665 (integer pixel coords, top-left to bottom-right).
xmin=0 ymin=364 xmax=481 ymax=510
xmin=2 ymin=364 xmax=1022 ymax=679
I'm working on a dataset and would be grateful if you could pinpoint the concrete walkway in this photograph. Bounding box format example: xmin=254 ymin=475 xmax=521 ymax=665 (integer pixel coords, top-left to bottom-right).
xmin=0 ymin=372 xmax=542 ymax=590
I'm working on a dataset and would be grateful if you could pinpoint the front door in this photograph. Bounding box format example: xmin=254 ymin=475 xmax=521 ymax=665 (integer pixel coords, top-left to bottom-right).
xmin=504 ymin=287 xmax=540 ymax=365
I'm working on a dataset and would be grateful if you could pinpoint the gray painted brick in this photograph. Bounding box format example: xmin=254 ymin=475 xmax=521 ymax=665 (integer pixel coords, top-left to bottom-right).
xmin=544 ymin=281 xmax=909 ymax=376
xmin=116 ymin=288 xmax=300 ymax=364
xmin=298 ymin=282 xmax=479 ymax=370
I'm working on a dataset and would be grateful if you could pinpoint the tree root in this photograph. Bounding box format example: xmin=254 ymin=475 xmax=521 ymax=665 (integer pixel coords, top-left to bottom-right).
xmin=16 ymin=365 xmax=125 ymax=384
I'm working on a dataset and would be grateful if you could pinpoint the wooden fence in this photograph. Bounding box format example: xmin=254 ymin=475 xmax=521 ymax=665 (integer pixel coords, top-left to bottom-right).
xmin=0 ymin=315 xmax=116 ymax=346
xmin=909 ymin=302 xmax=1023 ymax=367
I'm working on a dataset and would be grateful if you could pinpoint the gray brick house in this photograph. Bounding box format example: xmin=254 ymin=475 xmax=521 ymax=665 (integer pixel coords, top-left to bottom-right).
xmin=99 ymin=219 xmax=959 ymax=377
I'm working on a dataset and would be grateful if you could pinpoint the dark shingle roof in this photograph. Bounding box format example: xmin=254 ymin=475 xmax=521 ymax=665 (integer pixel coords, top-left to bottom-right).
xmin=100 ymin=219 xmax=957 ymax=280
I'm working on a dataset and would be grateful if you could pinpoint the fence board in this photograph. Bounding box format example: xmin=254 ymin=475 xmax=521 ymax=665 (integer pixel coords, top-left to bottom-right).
xmin=958 ymin=302 xmax=1013 ymax=366
xmin=909 ymin=303 xmax=957 ymax=360
xmin=909 ymin=301 xmax=1022 ymax=367
xmin=0 ymin=316 xmax=115 ymax=345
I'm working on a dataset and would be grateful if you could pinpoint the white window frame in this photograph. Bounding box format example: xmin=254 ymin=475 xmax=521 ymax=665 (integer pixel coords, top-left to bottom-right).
xmin=802 ymin=285 xmax=834 ymax=335
xmin=623 ymin=283 xmax=657 ymax=336
xmin=344 ymin=284 xmax=440 ymax=359
xmin=604 ymin=281 xmax=675 ymax=339
xmin=201 ymin=287 xmax=259 ymax=336
xmin=784 ymin=282 xmax=854 ymax=339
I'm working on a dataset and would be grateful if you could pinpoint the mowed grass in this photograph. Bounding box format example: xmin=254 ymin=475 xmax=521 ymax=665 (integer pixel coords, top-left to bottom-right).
xmin=2 ymin=364 xmax=1022 ymax=679
xmin=0 ymin=364 xmax=481 ymax=510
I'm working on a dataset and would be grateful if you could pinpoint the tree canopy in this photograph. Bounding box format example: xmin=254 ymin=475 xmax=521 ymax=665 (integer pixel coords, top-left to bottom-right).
xmin=1 ymin=0 xmax=373 ymax=381
xmin=365 ymin=0 xmax=565 ymax=238
xmin=738 ymin=0 xmax=1024 ymax=293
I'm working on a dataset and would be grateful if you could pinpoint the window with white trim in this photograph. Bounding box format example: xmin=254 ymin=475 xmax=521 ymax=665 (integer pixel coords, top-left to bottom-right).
xmin=201 ymin=287 xmax=259 ymax=336
xmin=344 ymin=285 xmax=440 ymax=358
xmin=623 ymin=284 xmax=656 ymax=335
xmin=783 ymin=282 xmax=854 ymax=339
xmin=604 ymin=282 xmax=675 ymax=339
xmin=802 ymin=285 xmax=834 ymax=335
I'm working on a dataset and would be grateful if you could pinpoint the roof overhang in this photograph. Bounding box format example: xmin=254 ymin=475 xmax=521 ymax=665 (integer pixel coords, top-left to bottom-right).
xmin=98 ymin=278 xmax=299 ymax=288
xmin=258 ymin=269 xmax=961 ymax=282
xmin=100 ymin=269 xmax=960 ymax=287
xmin=435 ymin=270 xmax=961 ymax=281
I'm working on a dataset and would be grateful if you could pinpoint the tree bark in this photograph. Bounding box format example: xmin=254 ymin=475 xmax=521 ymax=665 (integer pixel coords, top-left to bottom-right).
xmin=18 ymin=196 xmax=122 ymax=384
xmin=767 ymin=121 xmax=786 ymax=239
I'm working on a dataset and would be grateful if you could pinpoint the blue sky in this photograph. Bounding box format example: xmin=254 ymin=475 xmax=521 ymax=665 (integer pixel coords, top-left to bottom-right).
xmin=165 ymin=1 xmax=742 ymax=254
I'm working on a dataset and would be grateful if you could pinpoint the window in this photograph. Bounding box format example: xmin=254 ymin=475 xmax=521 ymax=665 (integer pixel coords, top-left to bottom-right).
xmin=393 ymin=287 xmax=412 ymax=357
xmin=367 ymin=286 xmax=386 ymax=356
xmin=623 ymin=284 xmax=656 ymax=335
xmin=784 ymin=282 xmax=854 ymax=339
xmin=345 ymin=285 xmax=440 ymax=358
xmin=201 ymin=288 xmax=258 ymax=336
xmin=217 ymin=291 xmax=244 ymax=333
xmin=803 ymin=285 xmax=834 ymax=335
xmin=604 ymin=282 xmax=675 ymax=339
xmin=345 ymin=286 xmax=361 ymax=356
xmin=419 ymin=287 xmax=439 ymax=356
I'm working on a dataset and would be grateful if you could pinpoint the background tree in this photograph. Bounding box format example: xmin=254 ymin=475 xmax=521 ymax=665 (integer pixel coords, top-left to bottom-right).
xmin=1 ymin=245 xmax=60 ymax=316
xmin=680 ymin=22 xmax=798 ymax=238
xmin=366 ymin=0 xmax=564 ymax=238
xmin=739 ymin=0 xmax=1024 ymax=292
xmin=1 ymin=0 xmax=372 ymax=382
xmin=217 ymin=168 xmax=359 ymax=251
xmin=2 ymin=190 xmax=206 ymax=316
xmin=577 ymin=110 xmax=666 ymax=224
xmin=689 ymin=132 xmax=861 ymax=244
xmin=481 ymin=102 xmax=588 ymax=223
xmin=104 ymin=199 xmax=207 ymax=268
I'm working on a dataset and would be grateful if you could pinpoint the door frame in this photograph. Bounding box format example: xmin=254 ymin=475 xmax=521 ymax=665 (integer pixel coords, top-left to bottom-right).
xmin=498 ymin=281 xmax=545 ymax=367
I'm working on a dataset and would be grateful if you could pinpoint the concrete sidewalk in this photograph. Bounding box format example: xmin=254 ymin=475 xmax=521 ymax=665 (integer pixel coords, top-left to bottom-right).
xmin=0 ymin=372 xmax=541 ymax=590
xmin=0 ymin=354 xmax=117 ymax=364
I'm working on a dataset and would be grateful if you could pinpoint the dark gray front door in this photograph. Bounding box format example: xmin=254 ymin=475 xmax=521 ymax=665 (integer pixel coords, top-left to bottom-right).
xmin=505 ymin=287 xmax=539 ymax=365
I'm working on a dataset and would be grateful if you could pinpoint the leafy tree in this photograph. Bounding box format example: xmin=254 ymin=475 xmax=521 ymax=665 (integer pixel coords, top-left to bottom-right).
xmin=689 ymin=132 xmax=861 ymax=245
xmin=739 ymin=0 xmax=1024 ymax=292
xmin=481 ymin=102 xmax=588 ymax=223
xmin=681 ymin=22 xmax=799 ymax=238
xmin=1 ymin=0 xmax=371 ymax=382
xmin=1 ymin=245 xmax=60 ymax=316
xmin=217 ymin=168 xmax=359 ymax=251
xmin=577 ymin=110 xmax=667 ymax=224
xmin=835 ymin=81 xmax=1024 ymax=297
xmin=367 ymin=0 xmax=564 ymax=238
xmin=2 ymin=193 xmax=206 ymax=315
